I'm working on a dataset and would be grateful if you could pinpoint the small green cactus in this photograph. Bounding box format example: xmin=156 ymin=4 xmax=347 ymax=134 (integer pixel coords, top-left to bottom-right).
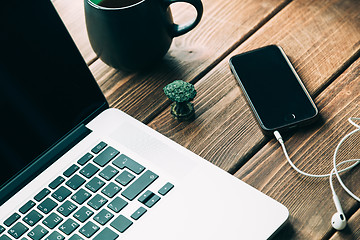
xmin=163 ymin=80 xmax=197 ymax=121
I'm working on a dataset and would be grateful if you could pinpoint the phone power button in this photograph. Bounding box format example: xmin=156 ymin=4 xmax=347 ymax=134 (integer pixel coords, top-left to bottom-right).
xmin=284 ymin=113 xmax=296 ymax=122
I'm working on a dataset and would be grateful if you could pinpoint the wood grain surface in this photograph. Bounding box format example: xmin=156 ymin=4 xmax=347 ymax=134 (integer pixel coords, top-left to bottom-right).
xmin=53 ymin=0 xmax=360 ymax=239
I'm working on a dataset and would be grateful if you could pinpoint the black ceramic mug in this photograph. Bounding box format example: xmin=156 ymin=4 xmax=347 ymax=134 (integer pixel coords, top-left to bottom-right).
xmin=84 ymin=0 xmax=203 ymax=71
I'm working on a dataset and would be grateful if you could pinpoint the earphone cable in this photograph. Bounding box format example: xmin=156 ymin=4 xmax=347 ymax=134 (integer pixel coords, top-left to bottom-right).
xmin=332 ymin=117 xmax=360 ymax=201
xmin=274 ymin=130 xmax=359 ymax=179
xmin=274 ymin=117 xmax=360 ymax=201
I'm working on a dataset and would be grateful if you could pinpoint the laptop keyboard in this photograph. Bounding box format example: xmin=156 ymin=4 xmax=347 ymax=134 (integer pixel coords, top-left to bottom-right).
xmin=0 ymin=142 xmax=174 ymax=240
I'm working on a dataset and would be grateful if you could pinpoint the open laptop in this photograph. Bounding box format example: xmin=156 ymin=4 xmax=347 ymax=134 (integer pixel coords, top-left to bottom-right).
xmin=0 ymin=1 xmax=289 ymax=239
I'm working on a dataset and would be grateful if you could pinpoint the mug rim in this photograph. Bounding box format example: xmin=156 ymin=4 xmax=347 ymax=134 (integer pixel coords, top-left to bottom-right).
xmin=87 ymin=0 xmax=145 ymax=10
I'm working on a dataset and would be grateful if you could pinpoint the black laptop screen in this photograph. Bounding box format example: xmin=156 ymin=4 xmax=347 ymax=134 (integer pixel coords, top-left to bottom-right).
xmin=0 ymin=1 xmax=107 ymax=189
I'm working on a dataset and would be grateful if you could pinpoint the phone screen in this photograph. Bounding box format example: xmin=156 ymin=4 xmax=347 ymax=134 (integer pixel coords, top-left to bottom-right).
xmin=230 ymin=45 xmax=318 ymax=131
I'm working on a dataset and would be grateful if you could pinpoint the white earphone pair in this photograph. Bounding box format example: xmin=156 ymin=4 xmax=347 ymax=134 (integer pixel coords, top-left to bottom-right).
xmin=274 ymin=117 xmax=360 ymax=231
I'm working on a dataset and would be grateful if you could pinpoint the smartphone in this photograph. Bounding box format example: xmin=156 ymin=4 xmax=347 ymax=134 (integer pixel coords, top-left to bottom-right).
xmin=229 ymin=45 xmax=318 ymax=134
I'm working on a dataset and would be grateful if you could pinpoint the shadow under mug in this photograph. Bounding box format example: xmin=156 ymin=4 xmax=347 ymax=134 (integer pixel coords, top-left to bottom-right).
xmin=84 ymin=0 xmax=203 ymax=71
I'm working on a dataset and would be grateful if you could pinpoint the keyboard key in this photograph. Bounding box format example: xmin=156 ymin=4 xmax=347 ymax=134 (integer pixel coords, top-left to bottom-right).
xmin=99 ymin=165 xmax=118 ymax=181
xmin=115 ymin=170 xmax=135 ymax=186
xmin=101 ymin=182 xmax=121 ymax=198
xmin=45 ymin=231 xmax=64 ymax=240
xmin=0 ymin=235 xmax=11 ymax=240
xmin=4 ymin=213 xmax=21 ymax=227
xmin=73 ymin=206 xmax=93 ymax=223
xmin=71 ymin=189 xmax=92 ymax=204
xmin=42 ymin=213 xmax=63 ymax=229
xmin=144 ymin=194 xmax=161 ymax=208
xmin=27 ymin=225 xmax=48 ymax=240
xmin=91 ymin=142 xmax=107 ymax=154
xmin=0 ymin=225 xmax=5 ymax=234
xmin=77 ymin=153 xmax=93 ymax=166
xmin=69 ymin=234 xmax=84 ymax=240
xmin=93 ymin=227 xmax=118 ymax=240
xmin=63 ymin=164 xmax=80 ymax=178
xmin=131 ymin=207 xmax=147 ymax=220
xmin=158 ymin=182 xmax=174 ymax=196
xmin=34 ymin=189 xmax=50 ymax=202
xmin=23 ymin=210 xmax=43 ymax=227
xmin=107 ymin=197 xmax=128 ymax=213
xmin=93 ymin=209 xmax=114 ymax=225
xmin=93 ymin=147 xmax=119 ymax=167
xmin=138 ymin=190 xmax=154 ymax=204
xmin=59 ymin=219 xmax=79 ymax=235
xmin=85 ymin=177 xmax=105 ymax=192
xmin=121 ymin=170 xmax=158 ymax=201
xmin=79 ymin=163 xmax=99 ymax=179
xmin=52 ymin=186 xmax=71 ymax=202
xmin=19 ymin=201 xmax=36 ymax=214
xmin=138 ymin=190 xmax=161 ymax=208
xmin=8 ymin=222 xmax=28 ymax=239
xmin=37 ymin=198 xmax=58 ymax=214
xmin=48 ymin=176 xmax=65 ymax=190
xmin=57 ymin=201 xmax=78 ymax=217
xmin=113 ymin=154 xmax=145 ymax=174
xmin=110 ymin=215 xmax=132 ymax=233
xmin=79 ymin=221 xmax=99 ymax=238
xmin=88 ymin=194 xmax=108 ymax=210
xmin=66 ymin=175 xmax=86 ymax=190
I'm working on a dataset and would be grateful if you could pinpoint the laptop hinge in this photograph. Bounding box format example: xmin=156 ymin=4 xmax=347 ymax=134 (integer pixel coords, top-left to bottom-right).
xmin=0 ymin=124 xmax=92 ymax=205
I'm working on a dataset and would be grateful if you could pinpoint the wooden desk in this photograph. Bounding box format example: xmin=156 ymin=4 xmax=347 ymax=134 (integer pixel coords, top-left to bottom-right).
xmin=54 ymin=0 xmax=360 ymax=239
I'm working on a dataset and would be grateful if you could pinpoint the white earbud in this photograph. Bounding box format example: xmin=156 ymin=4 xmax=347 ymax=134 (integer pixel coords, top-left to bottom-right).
xmin=331 ymin=194 xmax=347 ymax=230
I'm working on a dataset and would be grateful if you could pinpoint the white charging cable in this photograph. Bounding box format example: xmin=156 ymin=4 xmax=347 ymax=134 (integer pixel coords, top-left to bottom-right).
xmin=274 ymin=117 xmax=360 ymax=230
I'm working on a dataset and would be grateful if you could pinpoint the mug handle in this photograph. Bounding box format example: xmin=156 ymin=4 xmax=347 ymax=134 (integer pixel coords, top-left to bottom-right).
xmin=163 ymin=0 xmax=203 ymax=37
